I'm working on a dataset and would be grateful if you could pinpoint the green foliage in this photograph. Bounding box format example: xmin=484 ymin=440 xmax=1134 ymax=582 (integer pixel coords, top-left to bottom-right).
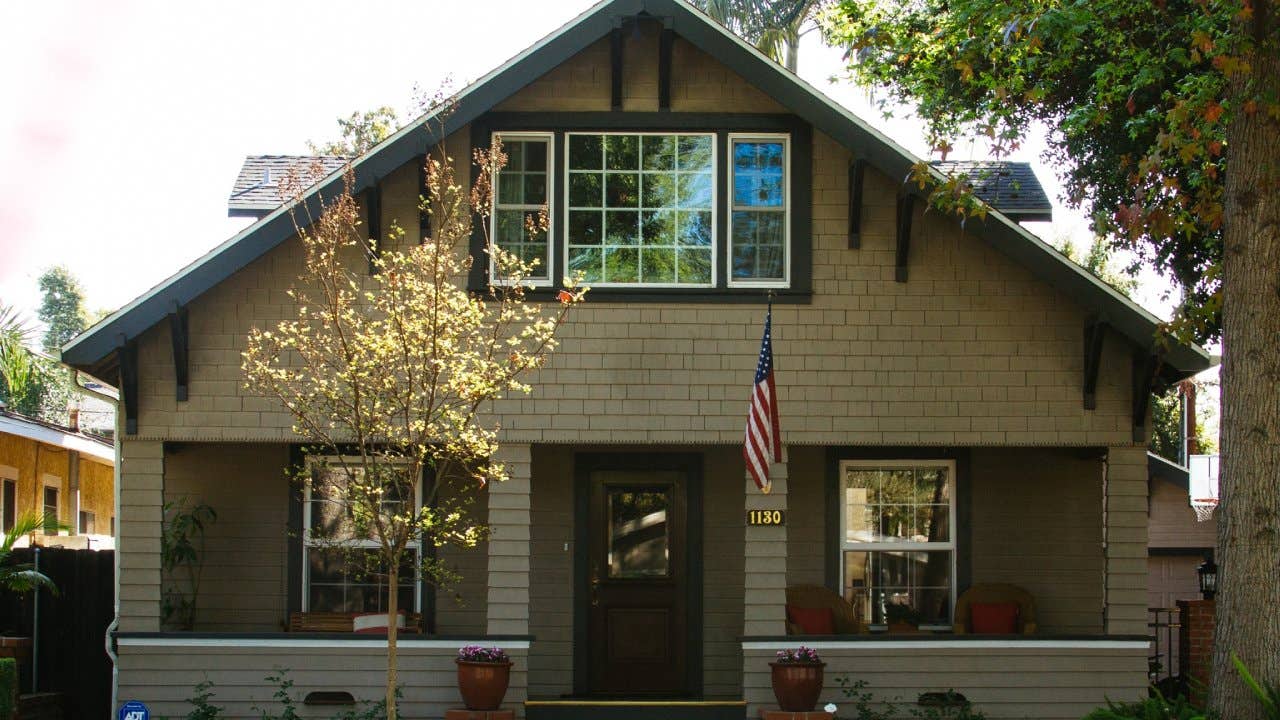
xmin=183 ymin=680 xmax=224 ymax=720
xmin=818 ymin=0 xmax=1263 ymax=343
xmin=254 ymin=671 xmax=302 ymax=720
xmin=307 ymin=107 xmax=401 ymax=157
xmin=1082 ymin=689 xmax=1207 ymax=720
xmin=36 ymin=265 xmax=88 ymax=354
xmin=0 ymin=512 xmax=61 ymax=595
xmin=1234 ymin=654 xmax=1280 ymax=719
xmin=161 ymin=500 xmax=217 ymax=630
xmin=0 ymin=303 xmax=52 ymax=418
xmin=693 ymin=0 xmax=818 ymax=71
xmin=0 ymin=658 xmax=15 ymax=720
xmin=834 ymin=677 xmax=987 ymax=720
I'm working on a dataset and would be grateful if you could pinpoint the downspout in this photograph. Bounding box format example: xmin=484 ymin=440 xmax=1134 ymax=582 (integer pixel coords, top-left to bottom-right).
xmin=1100 ymin=450 xmax=1110 ymax=633
xmin=70 ymin=369 xmax=121 ymax=716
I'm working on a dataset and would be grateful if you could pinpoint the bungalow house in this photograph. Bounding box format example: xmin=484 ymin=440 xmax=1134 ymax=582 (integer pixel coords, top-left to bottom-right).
xmin=61 ymin=1 xmax=1212 ymax=718
xmin=0 ymin=406 xmax=115 ymax=549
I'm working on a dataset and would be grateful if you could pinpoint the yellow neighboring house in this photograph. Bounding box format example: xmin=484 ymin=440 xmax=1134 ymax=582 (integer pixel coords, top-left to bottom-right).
xmin=0 ymin=404 xmax=115 ymax=549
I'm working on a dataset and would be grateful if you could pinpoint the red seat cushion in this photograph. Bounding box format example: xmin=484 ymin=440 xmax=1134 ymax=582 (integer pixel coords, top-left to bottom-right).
xmin=969 ymin=602 xmax=1019 ymax=634
xmin=786 ymin=605 xmax=835 ymax=635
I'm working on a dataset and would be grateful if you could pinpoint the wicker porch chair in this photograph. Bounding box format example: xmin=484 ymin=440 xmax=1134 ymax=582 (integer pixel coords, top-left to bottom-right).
xmin=954 ymin=583 xmax=1037 ymax=634
xmin=784 ymin=584 xmax=863 ymax=635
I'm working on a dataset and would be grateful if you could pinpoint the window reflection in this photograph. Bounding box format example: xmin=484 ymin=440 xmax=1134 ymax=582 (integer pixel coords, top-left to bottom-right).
xmin=607 ymin=488 xmax=671 ymax=578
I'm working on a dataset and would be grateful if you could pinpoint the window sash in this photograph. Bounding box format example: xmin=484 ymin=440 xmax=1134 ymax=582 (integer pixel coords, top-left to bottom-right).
xmin=838 ymin=459 xmax=957 ymax=626
xmin=302 ymin=457 xmax=423 ymax=612
xmin=563 ymin=131 xmax=718 ymax=288
xmin=727 ymin=133 xmax=790 ymax=288
xmin=490 ymin=132 xmax=555 ymax=287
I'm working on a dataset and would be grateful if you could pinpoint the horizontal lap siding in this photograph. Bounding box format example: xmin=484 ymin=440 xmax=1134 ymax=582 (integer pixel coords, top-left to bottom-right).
xmin=117 ymin=645 xmax=528 ymax=720
xmin=1149 ymin=477 xmax=1216 ymax=549
xmin=742 ymin=646 xmax=1147 ymax=720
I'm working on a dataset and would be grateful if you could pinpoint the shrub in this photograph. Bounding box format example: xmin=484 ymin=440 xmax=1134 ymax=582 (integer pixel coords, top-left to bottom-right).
xmin=0 ymin=658 xmax=16 ymax=720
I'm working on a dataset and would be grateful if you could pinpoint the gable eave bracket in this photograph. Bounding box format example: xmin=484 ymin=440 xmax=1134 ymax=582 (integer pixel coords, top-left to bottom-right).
xmin=895 ymin=193 xmax=914 ymax=282
xmin=119 ymin=337 xmax=139 ymax=436
xmin=658 ymin=24 xmax=674 ymax=111
xmin=848 ymin=159 xmax=866 ymax=249
xmin=610 ymin=25 xmax=625 ymax=111
xmin=417 ymin=154 xmax=431 ymax=243
xmin=366 ymin=183 xmax=382 ymax=273
xmin=1131 ymin=350 xmax=1163 ymax=443
xmin=169 ymin=303 xmax=190 ymax=403
xmin=1082 ymin=317 xmax=1107 ymax=410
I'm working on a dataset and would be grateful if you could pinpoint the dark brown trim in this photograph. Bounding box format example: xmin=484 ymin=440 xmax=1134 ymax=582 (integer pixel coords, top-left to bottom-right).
xmin=366 ymin=184 xmax=382 ymax=274
xmin=1083 ymin=318 xmax=1108 ymax=410
xmin=740 ymin=633 xmax=1151 ymax=642
xmin=610 ymin=26 xmax=624 ymax=110
xmin=1132 ymin=351 xmax=1161 ymax=442
xmin=895 ymin=193 xmax=914 ymax=282
xmin=119 ymin=339 xmax=139 ymax=435
xmin=115 ymin=631 xmax=535 ymax=641
xmin=418 ymin=154 xmax=431 ymax=243
xmin=1149 ymin=546 xmax=1215 ymax=557
xmin=286 ymin=444 xmax=304 ymax=620
xmin=168 ymin=304 xmax=189 ymax=403
xmin=658 ymin=26 xmax=674 ymax=111
xmin=848 ymin=159 xmax=865 ymax=249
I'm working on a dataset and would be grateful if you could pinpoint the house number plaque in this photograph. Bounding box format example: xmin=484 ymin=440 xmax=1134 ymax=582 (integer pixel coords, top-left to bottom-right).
xmin=747 ymin=509 xmax=786 ymax=526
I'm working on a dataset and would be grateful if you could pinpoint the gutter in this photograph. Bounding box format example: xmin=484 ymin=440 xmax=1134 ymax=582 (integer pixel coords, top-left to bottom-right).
xmin=70 ymin=369 xmax=122 ymax=716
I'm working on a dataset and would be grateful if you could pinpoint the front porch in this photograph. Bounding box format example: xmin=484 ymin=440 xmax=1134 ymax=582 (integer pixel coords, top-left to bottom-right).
xmin=114 ymin=440 xmax=1153 ymax=718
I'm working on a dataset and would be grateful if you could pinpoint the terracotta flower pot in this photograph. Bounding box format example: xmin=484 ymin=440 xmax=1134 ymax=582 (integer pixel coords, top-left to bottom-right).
xmin=456 ymin=659 xmax=513 ymax=710
xmin=769 ymin=661 xmax=825 ymax=712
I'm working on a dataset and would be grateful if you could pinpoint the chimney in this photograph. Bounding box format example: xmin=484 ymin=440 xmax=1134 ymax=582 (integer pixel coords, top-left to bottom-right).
xmin=68 ymin=407 xmax=80 ymax=432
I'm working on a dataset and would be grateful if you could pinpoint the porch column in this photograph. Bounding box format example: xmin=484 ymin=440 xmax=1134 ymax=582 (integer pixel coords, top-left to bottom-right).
xmin=118 ymin=440 xmax=164 ymax=632
xmin=486 ymin=443 xmax=532 ymax=636
xmin=1105 ymin=446 xmax=1148 ymax=635
xmin=743 ymin=449 xmax=788 ymax=636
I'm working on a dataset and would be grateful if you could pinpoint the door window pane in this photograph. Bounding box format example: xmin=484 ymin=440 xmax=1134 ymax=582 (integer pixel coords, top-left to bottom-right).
xmin=607 ymin=487 xmax=671 ymax=578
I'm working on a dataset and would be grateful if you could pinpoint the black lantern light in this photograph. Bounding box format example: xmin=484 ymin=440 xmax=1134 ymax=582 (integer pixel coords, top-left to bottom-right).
xmin=1197 ymin=555 xmax=1218 ymax=600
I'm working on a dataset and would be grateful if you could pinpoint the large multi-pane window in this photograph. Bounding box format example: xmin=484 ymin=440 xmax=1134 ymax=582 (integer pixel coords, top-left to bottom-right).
xmin=491 ymin=133 xmax=554 ymax=285
xmin=729 ymin=135 xmax=789 ymax=285
xmin=303 ymin=460 xmax=418 ymax=613
xmin=839 ymin=460 xmax=956 ymax=629
xmin=567 ymin=133 xmax=716 ymax=286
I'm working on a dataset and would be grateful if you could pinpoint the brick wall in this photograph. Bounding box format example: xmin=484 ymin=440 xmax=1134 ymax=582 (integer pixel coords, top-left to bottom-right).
xmin=1178 ymin=598 xmax=1215 ymax=703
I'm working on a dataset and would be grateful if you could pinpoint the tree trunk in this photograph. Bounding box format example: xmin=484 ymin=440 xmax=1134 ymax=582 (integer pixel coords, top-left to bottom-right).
xmin=1210 ymin=8 xmax=1280 ymax=717
xmin=386 ymin=562 xmax=400 ymax=720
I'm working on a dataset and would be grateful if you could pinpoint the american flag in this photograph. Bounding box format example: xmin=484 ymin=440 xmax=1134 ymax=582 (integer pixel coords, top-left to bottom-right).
xmin=744 ymin=305 xmax=781 ymax=493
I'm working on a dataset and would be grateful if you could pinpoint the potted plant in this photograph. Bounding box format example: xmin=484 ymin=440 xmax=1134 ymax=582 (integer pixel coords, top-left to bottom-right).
xmin=456 ymin=645 xmax=512 ymax=711
xmin=770 ymin=646 xmax=825 ymax=712
xmin=885 ymin=603 xmax=922 ymax=633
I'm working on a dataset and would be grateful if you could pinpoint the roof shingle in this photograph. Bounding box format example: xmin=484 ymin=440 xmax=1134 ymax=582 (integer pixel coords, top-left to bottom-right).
xmin=931 ymin=160 xmax=1053 ymax=221
xmin=228 ymin=155 xmax=348 ymax=218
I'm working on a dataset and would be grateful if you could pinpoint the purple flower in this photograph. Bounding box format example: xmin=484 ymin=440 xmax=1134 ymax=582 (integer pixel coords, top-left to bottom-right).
xmin=774 ymin=646 xmax=821 ymax=664
xmin=458 ymin=645 xmax=510 ymax=663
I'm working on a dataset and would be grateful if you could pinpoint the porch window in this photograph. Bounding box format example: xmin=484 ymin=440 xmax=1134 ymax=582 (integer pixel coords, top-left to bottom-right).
xmin=491 ymin=132 xmax=554 ymax=286
xmin=302 ymin=460 xmax=420 ymax=614
xmin=567 ymin=132 xmax=716 ymax=286
xmin=839 ymin=460 xmax=956 ymax=629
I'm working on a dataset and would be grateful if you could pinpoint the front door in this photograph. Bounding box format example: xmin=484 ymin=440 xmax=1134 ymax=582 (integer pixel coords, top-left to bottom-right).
xmin=582 ymin=459 xmax=693 ymax=696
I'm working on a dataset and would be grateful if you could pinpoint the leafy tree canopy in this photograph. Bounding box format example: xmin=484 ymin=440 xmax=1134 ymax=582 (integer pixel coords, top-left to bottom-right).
xmin=37 ymin=265 xmax=88 ymax=354
xmin=819 ymin=0 xmax=1259 ymax=343
xmin=307 ymin=106 xmax=401 ymax=157
xmin=693 ymin=0 xmax=821 ymax=71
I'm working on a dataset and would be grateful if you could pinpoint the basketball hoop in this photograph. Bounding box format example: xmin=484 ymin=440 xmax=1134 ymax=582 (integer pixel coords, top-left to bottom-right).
xmin=1191 ymin=498 xmax=1217 ymax=522
xmin=1189 ymin=455 xmax=1220 ymax=522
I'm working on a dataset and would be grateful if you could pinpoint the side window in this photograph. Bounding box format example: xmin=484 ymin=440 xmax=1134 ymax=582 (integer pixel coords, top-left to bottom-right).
xmin=729 ymin=135 xmax=789 ymax=286
xmin=43 ymin=484 xmax=59 ymax=535
xmin=491 ymin=133 xmax=554 ymax=286
xmin=1 ymin=477 xmax=14 ymax=534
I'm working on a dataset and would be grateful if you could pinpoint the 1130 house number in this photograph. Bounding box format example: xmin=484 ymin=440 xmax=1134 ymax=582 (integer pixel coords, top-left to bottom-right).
xmin=747 ymin=509 xmax=786 ymax=526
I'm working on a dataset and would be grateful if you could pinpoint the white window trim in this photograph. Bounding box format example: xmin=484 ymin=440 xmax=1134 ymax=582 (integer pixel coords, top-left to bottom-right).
xmin=41 ymin=474 xmax=63 ymax=536
xmin=490 ymin=131 xmax=556 ymax=288
xmin=838 ymin=459 xmax=958 ymax=628
xmin=301 ymin=456 xmax=423 ymax=613
xmin=563 ymin=131 xmax=719 ymax=289
xmin=726 ymin=133 xmax=791 ymax=289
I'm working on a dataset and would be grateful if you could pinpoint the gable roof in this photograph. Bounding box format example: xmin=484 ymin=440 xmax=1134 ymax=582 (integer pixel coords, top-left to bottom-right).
xmin=931 ymin=161 xmax=1053 ymax=222
xmin=61 ymin=0 xmax=1210 ymax=382
xmin=229 ymin=155 xmax=349 ymax=218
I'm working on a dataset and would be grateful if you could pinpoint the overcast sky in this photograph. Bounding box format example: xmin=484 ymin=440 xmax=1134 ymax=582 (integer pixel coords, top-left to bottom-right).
xmin=0 ymin=0 xmax=1152 ymax=326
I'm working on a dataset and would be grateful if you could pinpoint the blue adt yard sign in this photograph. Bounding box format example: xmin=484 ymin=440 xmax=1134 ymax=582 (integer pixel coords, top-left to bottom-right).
xmin=119 ymin=701 xmax=149 ymax=720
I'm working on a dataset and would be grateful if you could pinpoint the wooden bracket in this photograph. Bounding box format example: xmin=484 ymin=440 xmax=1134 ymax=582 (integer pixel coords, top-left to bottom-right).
xmin=848 ymin=159 xmax=866 ymax=249
xmin=418 ymin=154 xmax=431 ymax=243
xmin=119 ymin=337 xmax=139 ymax=436
xmin=895 ymin=193 xmax=914 ymax=282
xmin=610 ymin=26 xmax=625 ymax=111
xmin=1131 ymin=350 xmax=1161 ymax=442
xmin=366 ymin=183 xmax=382 ymax=273
xmin=658 ymin=25 xmax=674 ymax=111
xmin=1082 ymin=318 xmax=1107 ymax=410
xmin=169 ymin=304 xmax=189 ymax=402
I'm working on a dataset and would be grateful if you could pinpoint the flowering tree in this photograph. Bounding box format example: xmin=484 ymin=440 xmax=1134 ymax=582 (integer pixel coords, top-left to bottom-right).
xmin=242 ymin=132 xmax=583 ymax=719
